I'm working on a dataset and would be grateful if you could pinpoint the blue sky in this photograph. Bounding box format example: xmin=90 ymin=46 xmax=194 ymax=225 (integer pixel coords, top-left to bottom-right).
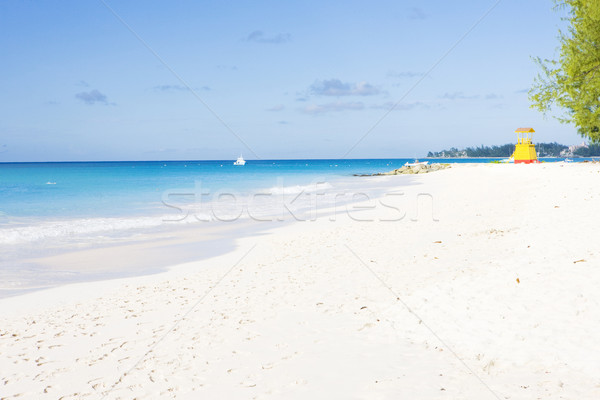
xmin=0 ymin=0 xmax=578 ymax=161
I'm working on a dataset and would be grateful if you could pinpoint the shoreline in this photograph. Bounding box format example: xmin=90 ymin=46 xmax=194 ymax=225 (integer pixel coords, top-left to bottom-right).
xmin=1 ymin=162 xmax=600 ymax=398
xmin=0 ymin=172 xmax=416 ymax=299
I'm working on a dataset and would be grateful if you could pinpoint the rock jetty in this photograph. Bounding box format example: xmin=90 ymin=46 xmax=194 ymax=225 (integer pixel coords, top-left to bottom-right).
xmin=354 ymin=163 xmax=451 ymax=176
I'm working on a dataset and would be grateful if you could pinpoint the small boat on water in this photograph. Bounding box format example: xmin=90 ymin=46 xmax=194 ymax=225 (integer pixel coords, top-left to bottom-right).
xmin=564 ymin=158 xmax=573 ymax=163
xmin=233 ymin=155 xmax=246 ymax=166
xmin=404 ymin=159 xmax=429 ymax=167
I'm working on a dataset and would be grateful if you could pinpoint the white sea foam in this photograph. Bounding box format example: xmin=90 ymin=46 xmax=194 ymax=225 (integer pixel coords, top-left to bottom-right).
xmin=264 ymin=182 xmax=333 ymax=195
xmin=0 ymin=188 xmax=326 ymax=245
xmin=0 ymin=177 xmax=396 ymax=246
xmin=0 ymin=195 xmax=298 ymax=245
xmin=0 ymin=215 xmax=191 ymax=245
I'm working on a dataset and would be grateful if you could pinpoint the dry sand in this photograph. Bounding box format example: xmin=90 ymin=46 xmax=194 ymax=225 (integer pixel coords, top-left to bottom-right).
xmin=1 ymin=162 xmax=600 ymax=399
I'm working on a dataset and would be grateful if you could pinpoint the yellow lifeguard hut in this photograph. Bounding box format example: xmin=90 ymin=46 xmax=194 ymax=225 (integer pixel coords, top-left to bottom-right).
xmin=512 ymin=127 xmax=539 ymax=164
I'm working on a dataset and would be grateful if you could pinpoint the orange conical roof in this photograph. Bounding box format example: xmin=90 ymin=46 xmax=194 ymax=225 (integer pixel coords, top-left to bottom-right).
xmin=515 ymin=127 xmax=535 ymax=133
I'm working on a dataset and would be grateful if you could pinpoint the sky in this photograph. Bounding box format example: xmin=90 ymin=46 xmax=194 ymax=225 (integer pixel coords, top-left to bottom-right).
xmin=0 ymin=0 xmax=581 ymax=162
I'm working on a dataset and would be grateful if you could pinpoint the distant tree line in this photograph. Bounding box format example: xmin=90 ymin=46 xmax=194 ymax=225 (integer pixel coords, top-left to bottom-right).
xmin=426 ymin=142 xmax=600 ymax=158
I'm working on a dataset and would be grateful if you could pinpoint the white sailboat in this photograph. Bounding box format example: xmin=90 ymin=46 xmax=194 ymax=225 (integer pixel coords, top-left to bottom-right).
xmin=233 ymin=155 xmax=246 ymax=166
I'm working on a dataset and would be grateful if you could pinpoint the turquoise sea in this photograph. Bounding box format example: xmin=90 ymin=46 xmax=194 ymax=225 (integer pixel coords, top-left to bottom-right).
xmin=1 ymin=158 xmax=415 ymax=219
xmin=0 ymin=157 xmax=584 ymax=296
xmin=0 ymin=157 xmax=578 ymax=219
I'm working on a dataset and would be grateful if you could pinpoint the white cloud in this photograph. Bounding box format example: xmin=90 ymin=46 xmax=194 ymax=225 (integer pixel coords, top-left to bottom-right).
xmin=310 ymin=79 xmax=381 ymax=96
xmin=485 ymin=93 xmax=503 ymax=100
xmin=408 ymin=7 xmax=427 ymax=20
xmin=439 ymin=92 xmax=479 ymax=100
xmin=267 ymin=104 xmax=285 ymax=111
xmin=246 ymin=30 xmax=291 ymax=44
xmin=387 ymin=71 xmax=423 ymax=78
xmin=153 ymin=85 xmax=210 ymax=92
xmin=303 ymin=101 xmax=365 ymax=114
xmin=75 ymin=89 xmax=109 ymax=105
xmin=370 ymin=101 xmax=429 ymax=111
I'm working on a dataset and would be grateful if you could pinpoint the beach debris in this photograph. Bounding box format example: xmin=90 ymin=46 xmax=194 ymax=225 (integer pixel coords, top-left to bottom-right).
xmin=573 ymin=259 xmax=586 ymax=264
xmin=516 ymin=278 xmax=520 ymax=284
xmin=433 ymin=240 xmax=442 ymax=243
xmin=483 ymin=359 xmax=496 ymax=374
xmin=355 ymin=163 xmax=451 ymax=176
xmin=358 ymin=322 xmax=375 ymax=331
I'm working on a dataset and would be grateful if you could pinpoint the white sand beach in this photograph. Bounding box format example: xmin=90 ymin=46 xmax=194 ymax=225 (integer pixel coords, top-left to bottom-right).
xmin=1 ymin=162 xmax=600 ymax=399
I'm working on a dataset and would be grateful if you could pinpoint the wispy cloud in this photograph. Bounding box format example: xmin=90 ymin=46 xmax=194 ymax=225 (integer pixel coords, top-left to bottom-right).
xmin=440 ymin=91 xmax=479 ymax=100
xmin=515 ymin=88 xmax=529 ymax=94
xmin=303 ymin=101 xmax=365 ymax=114
xmin=387 ymin=71 xmax=423 ymax=78
xmin=408 ymin=7 xmax=427 ymax=20
xmin=76 ymin=80 xmax=90 ymax=87
xmin=484 ymin=93 xmax=503 ymax=100
xmin=246 ymin=30 xmax=291 ymax=44
xmin=153 ymin=84 xmax=210 ymax=92
xmin=267 ymin=104 xmax=285 ymax=111
xmin=439 ymin=92 xmax=503 ymax=101
xmin=278 ymin=120 xmax=289 ymax=124
xmin=75 ymin=89 xmax=110 ymax=105
xmin=0 ymin=144 xmax=7 ymax=154
xmin=310 ymin=79 xmax=382 ymax=96
xmin=370 ymin=101 xmax=429 ymax=111
xmin=295 ymin=92 xmax=308 ymax=101
xmin=154 ymin=84 xmax=187 ymax=92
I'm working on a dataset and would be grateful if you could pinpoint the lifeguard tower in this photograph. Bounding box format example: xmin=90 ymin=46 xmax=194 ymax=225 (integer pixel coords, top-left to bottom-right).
xmin=512 ymin=127 xmax=539 ymax=164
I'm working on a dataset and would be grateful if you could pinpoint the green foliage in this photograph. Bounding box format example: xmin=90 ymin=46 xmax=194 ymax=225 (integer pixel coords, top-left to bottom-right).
xmin=529 ymin=0 xmax=600 ymax=142
xmin=465 ymin=144 xmax=515 ymax=157
xmin=536 ymin=141 xmax=570 ymax=156
xmin=428 ymin=142 xmax=569 ymax=158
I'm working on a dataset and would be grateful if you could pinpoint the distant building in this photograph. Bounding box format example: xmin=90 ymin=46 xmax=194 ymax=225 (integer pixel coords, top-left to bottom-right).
xmin=561 ymin=142 xmax=588 ymax=157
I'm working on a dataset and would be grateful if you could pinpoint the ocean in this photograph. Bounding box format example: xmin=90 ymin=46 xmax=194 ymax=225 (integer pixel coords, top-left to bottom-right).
xmin=0 ymin=159 xmax=416 ymax=243
xmin=0 ymin=157 xmax=577 ymax=296
xmin=1 ymin=159 xmax=410 ymax=219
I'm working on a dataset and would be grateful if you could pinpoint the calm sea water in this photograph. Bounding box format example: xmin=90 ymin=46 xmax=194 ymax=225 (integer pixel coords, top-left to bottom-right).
xmin=0 ymin=157 xmax=582 ymax=296
xmin=0 ymin=159 xmax=407 ymax=219
xmin=0 ymin=157 xmax=579 ymax=220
